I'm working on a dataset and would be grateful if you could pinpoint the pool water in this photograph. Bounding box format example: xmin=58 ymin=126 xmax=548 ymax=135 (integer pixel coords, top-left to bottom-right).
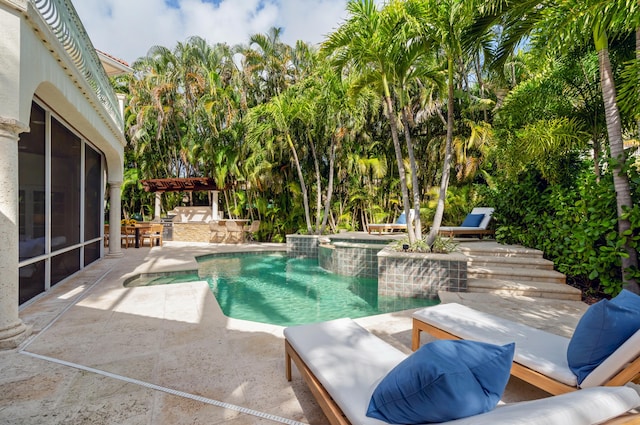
xmin=197 ymin=253 xmax=438 ymax=326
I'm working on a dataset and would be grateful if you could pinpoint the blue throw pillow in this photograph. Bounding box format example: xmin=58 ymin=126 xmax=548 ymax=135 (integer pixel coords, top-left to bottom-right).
xmin=367 ymin=340 xmax=515 ymax=424
xmin=460 ymin=213 xmax=484 ymax=227
xmin=395 ymin=212 xmax=407 ymax=224
xmin=567 ymin=289 xmax=640 ymax=384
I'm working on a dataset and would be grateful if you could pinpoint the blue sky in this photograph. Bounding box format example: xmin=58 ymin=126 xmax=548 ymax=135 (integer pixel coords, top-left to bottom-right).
xmin=73 ymin=0 xmax=353 ymax=65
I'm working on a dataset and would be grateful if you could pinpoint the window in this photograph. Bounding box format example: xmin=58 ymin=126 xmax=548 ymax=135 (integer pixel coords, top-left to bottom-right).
xmin=18 ymin=101 xmax=105 ymax=303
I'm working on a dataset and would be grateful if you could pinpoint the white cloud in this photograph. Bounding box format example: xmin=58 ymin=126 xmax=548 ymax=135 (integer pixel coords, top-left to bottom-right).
xmin=72 ymin=0 xmax=350 ymax=65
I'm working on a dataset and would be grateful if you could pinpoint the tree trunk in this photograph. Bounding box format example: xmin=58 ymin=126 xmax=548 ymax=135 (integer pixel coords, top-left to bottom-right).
xmin=383 ymin=76 xmax=415 ymax=243
xmin=308 ymin=135 xmax=323 ymax=233
xmin=320 ymin=137 xmax=337 ymax=234
xmin=287 ymin=133 xmax=313 ymax=233
xmin=597 ymin=46 xmax=640 ymax=294
xmin=427 ymin=57 xmax=455 ymax=246
xmin=475 ymin=53 xmax=488 ymax=123
xmin=402 ymin=105 xmax=422 ymax=239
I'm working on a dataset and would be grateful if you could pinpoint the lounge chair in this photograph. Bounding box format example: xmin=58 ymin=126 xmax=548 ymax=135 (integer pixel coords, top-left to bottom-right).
xmin=367 ymin=210 xmax=415 ymax=235
xmin=438 ymin=207 xmax=494 ymax=238
xmin=412 ymin=303 xmax=640 ymax=395
xmin=284 ymin=318 xmax=640 ymax=425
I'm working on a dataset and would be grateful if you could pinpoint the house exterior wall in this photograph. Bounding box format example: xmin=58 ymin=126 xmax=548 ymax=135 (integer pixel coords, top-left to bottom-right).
xmin=0 ymin=0 xmax=127 ymax=348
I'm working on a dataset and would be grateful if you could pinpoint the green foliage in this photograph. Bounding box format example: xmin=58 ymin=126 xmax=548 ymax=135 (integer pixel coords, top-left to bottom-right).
xmin=391 ymin=235 xmax=458 ymax=254
xmin=492 ymin=163 xmax=639 ymax=296
xmin=430 ymin=236 xmax=459 ymax=254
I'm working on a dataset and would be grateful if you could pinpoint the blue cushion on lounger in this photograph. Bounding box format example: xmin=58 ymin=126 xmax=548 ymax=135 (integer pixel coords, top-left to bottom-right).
xmin=396 ymin=212 xmax=407 ymax=224
xmin=567 ymin=289 xmax=640 ymax=384
xmin=460 ymin=213 xmax=485 ymax=227
xmin=367 ymin=339 xmax=514 ymax=424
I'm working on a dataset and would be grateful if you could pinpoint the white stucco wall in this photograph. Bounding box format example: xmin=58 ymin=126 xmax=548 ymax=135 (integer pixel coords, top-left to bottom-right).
xmin=0 ymin=0 xmax=125 ymax=181
xmin=0 ymin=0 xmax=126 ymax=346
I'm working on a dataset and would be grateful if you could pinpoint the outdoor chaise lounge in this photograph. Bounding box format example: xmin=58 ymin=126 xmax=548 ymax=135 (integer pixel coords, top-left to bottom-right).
xmin=438 ymin=207 xmax=494 ymax=238
xmin=367 ymin=210 xmax=414 ymax=235
xmin=412 ymin=301 xmax=640 ymax=396
xmin=284 ymin=318 xmax=640 ymax=425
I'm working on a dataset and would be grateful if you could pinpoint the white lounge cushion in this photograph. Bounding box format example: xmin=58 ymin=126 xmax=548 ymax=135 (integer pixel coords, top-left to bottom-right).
xmin=445 ymin=386 xmax=640 ymax=425
xmin=440 ymin=208 xmax=494 ymax=232
xmin=412 ymin=303 xmax=577 ymax=386
xmin=284 ymin=318 xmax=405 ymax=425
xmin=582 ymin=329 xmax=640 ymax=388
xmin=439 ymin=226 xmax=491 ymax=232
xmin=472 ymin=207 xmax=495 ymax=229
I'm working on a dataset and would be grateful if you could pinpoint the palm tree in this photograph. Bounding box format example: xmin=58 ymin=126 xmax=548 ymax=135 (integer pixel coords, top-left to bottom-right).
xmin=410 ymin=0 xmax=480 ymax=246
xmin=323 ymin=0 xmax=419 ymax=242
xmin=478 ymin=0 xmax=640 ymax=293
xmin=244 ymin=27 xmax=293 ymax=101
xmin=245 ymin=89 xmax=315 ymax=233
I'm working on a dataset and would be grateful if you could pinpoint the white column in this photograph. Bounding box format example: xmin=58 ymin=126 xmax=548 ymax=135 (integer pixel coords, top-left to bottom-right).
xmin=107 ymin=181 xmax=123 ymax=257
xmin=154 ymin=192 xmax=161 ymax=221
xmin=211 ymin=190 xmax=219 ymax=220
xmin=0 ymin=118 xmax=31 ymax=349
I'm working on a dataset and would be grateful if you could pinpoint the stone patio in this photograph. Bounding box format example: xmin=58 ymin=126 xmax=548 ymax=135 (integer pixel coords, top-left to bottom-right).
xmin=0 ymin=241 xmax=589 ymax=424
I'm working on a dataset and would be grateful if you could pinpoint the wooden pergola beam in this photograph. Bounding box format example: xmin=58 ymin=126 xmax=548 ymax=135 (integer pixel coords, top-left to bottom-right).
xmin=141 ymin=178 xmax=220 ymax=193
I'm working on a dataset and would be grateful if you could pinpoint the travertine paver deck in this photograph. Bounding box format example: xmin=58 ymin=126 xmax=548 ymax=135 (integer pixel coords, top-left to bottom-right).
xmin=1 ymin=241 xmax=588 ymax=424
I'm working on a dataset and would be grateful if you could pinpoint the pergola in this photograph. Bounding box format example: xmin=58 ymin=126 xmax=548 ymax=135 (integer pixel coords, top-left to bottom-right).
xmin=141 ymin=177 xmax=219 ymax=193
xmin=140 ymin=178 xmax=223 ymax=220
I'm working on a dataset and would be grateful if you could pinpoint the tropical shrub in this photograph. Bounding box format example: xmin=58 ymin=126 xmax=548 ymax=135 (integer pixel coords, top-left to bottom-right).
xmin=492 ymin=161 xmax=639 ymax=296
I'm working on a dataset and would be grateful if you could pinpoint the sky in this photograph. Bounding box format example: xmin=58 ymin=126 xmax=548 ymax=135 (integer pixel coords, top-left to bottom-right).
xmin=73 ymin=0 xmax=353 ymax=66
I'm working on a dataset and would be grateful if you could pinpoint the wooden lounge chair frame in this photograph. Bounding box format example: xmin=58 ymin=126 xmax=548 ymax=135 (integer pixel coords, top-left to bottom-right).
xmin=367 ymin=210 xmax=415 ymax=235
xmin=412 ymin=317 xmax=640 ymax=396
xmin=438 ymin=207 xmax=495 ymax=239
xmin=438 ymin=227 xmax=495 ymax=238
xmin=285 ymin=340 xmax=350 ymax=425
xmin=366 ymin=223 xmax=408 ymax=235
xmin=286 ymin=325 xmax=640 ymax=425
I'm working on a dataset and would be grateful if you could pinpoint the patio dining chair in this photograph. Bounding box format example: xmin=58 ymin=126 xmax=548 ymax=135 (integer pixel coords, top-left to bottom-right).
xmin=209 ymin=221 xmax=226 ymax=243
xmin=120 ymin=226 xmax=136 ymax=248
xmin=140 ymin=223 xmax=163 ymax=247
xmin=225 ymin=220 xmax=245 ymax=243
xmin=104 ymin=224 xmax=109 ymax=247
xmin=243 ymin=220 xmax=261 ymax=241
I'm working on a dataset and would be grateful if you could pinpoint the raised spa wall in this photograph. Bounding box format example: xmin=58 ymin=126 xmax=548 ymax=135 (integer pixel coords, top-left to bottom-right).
xmin=286 ymin=234 xmax=467 ymax=299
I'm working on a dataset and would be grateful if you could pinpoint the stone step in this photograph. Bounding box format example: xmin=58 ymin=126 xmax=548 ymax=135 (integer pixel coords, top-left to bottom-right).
xmin=468 ymin=278 xmax=582 ymax=301
xmin=466 ymin=255 xmax=555 ymax=271
xmin=457 ymin=242 xmax=544 ymax=259
xmin=467 ymin=265 xmax=566 ymax=285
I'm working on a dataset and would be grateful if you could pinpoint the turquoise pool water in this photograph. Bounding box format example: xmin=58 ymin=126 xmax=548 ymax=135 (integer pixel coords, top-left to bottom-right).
xmin=197 ymin=253 xmax=438 ymax=326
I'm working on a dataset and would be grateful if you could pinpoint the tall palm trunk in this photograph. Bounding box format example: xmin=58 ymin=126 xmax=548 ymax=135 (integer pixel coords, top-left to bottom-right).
xmin=475 ymin=53 xmax=488 ymax=122
xmin=308 ymin=135 xmax=323 ymax=233
xmin=286 ymin=133 xmax=313 ymax=233
xmin=401 ymin=105 xmax=422 ymax=239
xmin=383 ymin=76 xmax=416 ymax=243
xmin=596 ymin=32 xmax=639 ymax=293
xmin=320 ymin=137 xmax=337 ymax=234
xmin=428 ymin=57 xmax=455 ymax=246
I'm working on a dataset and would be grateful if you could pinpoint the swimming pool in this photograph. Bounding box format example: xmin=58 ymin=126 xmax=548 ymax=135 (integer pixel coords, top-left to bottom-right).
xmin=196 ymin=253 xmax=438 ymax=326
